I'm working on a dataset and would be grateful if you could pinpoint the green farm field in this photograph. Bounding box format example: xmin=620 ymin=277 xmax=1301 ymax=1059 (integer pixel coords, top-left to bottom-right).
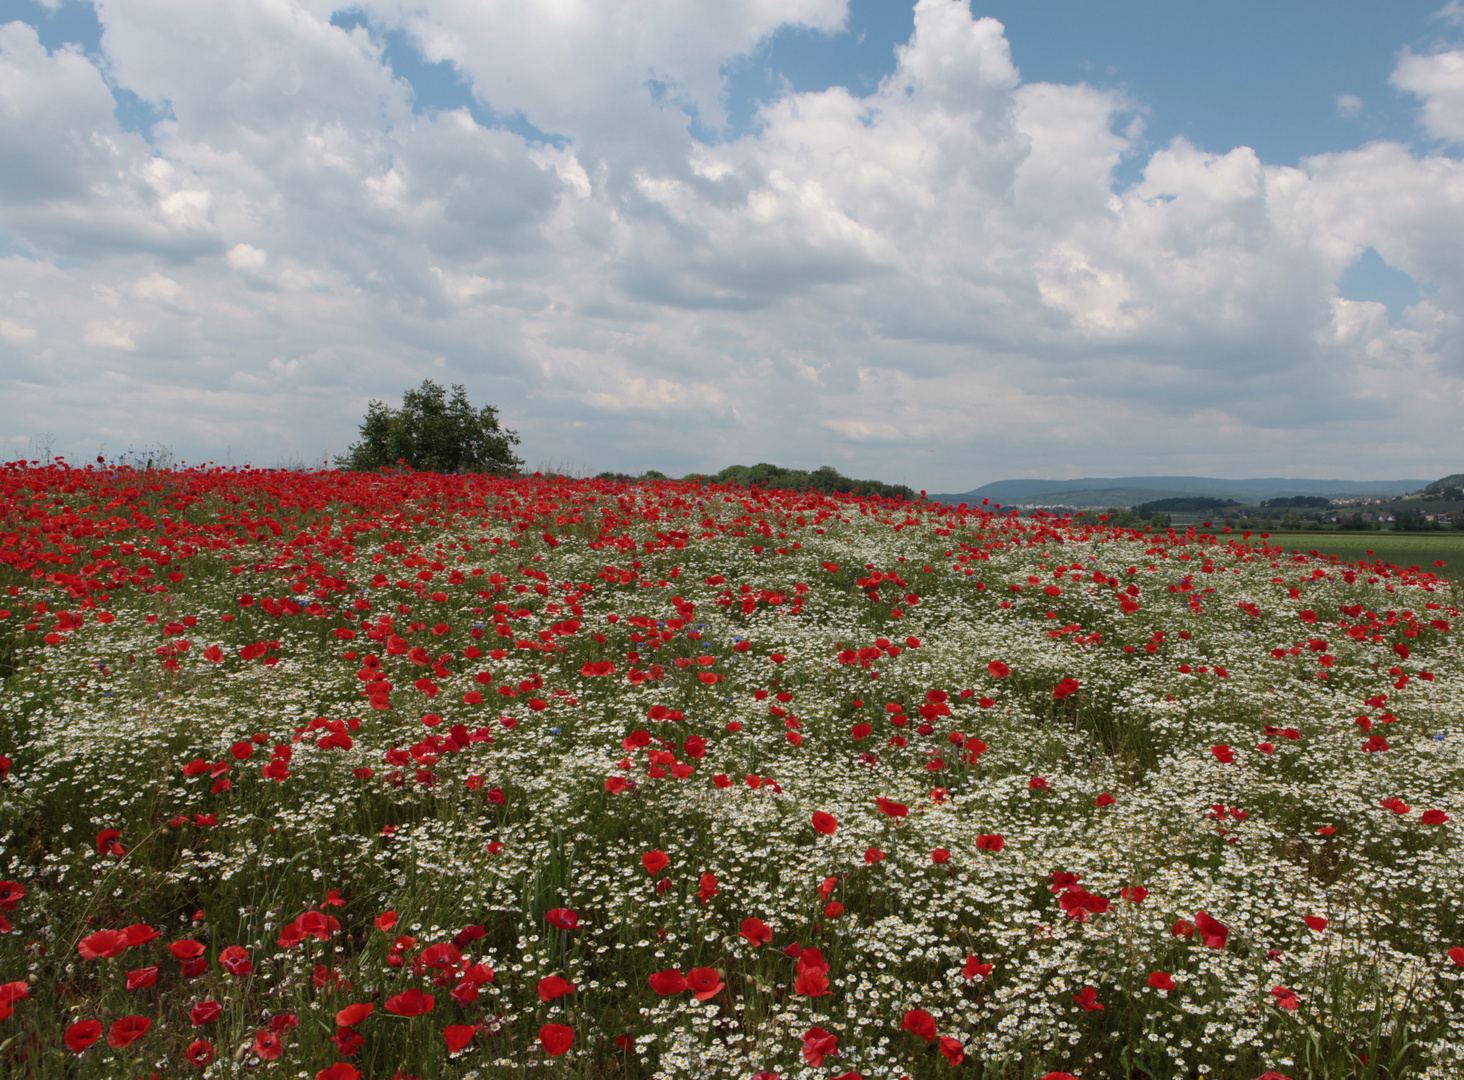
xmin=1259 ymin=531 xmax=1464 ymax=580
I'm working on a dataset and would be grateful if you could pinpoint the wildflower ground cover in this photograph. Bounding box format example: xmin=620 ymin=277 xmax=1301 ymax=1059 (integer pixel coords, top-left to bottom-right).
xmin=0 ymin=464 xmax=1461 ymax=1080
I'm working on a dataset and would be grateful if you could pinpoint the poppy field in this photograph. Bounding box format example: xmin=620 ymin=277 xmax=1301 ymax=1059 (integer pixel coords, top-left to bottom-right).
xmin=0 ymin=463 xmax=1461 ymax=1080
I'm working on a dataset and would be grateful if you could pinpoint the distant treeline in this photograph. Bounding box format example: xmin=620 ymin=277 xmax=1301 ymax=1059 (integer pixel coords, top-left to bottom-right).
xmin=1071 ymin=507 xmax=1169 ymax=529
xmin=1259 ymin=496 xmax=1333 ymax=509
xmin=1134 ymin=497 xmax=1241 ymax=514
xmin=595 ymin=463 xmax=918 ymax=501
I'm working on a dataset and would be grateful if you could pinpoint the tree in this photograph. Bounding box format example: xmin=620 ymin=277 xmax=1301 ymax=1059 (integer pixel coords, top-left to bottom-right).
xmin=336 ymin=381 xmax=523 ymax=475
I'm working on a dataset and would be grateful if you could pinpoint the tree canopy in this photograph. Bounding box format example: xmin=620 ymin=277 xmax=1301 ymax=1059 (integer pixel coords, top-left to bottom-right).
xmin=592 ymin=463 xmax=916 ymax=500
xmin=335 ymin=381 xmax=523 ymax=475
xmin=1133 ymin=496 xmax=1241 ymax=514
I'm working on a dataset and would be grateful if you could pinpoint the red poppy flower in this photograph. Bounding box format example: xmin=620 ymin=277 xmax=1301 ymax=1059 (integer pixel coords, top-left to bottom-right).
xmin=648 ymin=969 xmax=687 ymax=995
xmin=1029 ymin=776 xmax=1049 ymax=790
xmin=1059 ymin=888 xmax=1110 ymax=920
xmin=939 ymin=1036 xmax=964 ymax=1065
xmin=95 ymin=829 xmax=124 ymax=856
xmin=797 ymin=946 xmax=829 ymax=975
xmin=537 ymin=975 xmax=575 ymax=1001
xmin=1121 ymin=886 xmax=1149 ymax=904
xmin=78 ymin=929 xmax=129 ymax=960
xmin=169 ymin=939 xmax=206 ymax=961
xmin=955 ymin=956 xmax=988 ymax=980
xmin=1422 ymin=810 xmax=1450 ymax=825
xmin=315 ymin=1066 xmax=360 ymax=1080
xmin=864 ymin=847 xmax=885 ymax=863
xmin=1270 ymin=985 xmax=1300 ymax=1011
xmin=336 ymin=1003 xmax=373 ymax=1026
xmin=1211 ymin=744 xmax=1235 ymax=764
xmin=0 ymin=882 xmax=25 ymax=910
xmin=1448 ymin=946 xmax=1464 ymax=966
xmin=218 ymin=945 xmax=253 ymax=976
xmin=641 ymin=850 xmax=669 ymax=876
xmin=374 ymin=911 xmax=397 ymax=931
xmin=686 ymin=967 xmax=724 ymax=1000
xmin=65 ymin=1019 xmax=104 ymax=1053
xmin=811 ymin=812 xmax=838 ymax=835
xmin=1148 ymin=972 xmax=1174 ymax=991
xmin=445 ymin=1024 xmax=477 ymax=1052
xmin=901 ymin=1008 xmax=938 ymax=1042
xmin=1048 ymin=870 xmax=1081 ymax=893
xmin=383 ymin=988 xmax=434 ymax=1016
xmin=931 ymin=848 xmax=950 ymax=864
xmin=987 ymin=661 xmax=1010 ymax=678
xmin=0 ymin=982 xmax=27 ymax=1006
xmin=546 ymin=908 xmax=579 ymax=929
xmin=1194 ymin=910 xmax=1230 ymax=949
xmin=107 ymin=1015 xmax=151 ymax=1049
xmin=190 ymin=1000 xmax=222 ymax=1026
xmin=539 ymin=1023 xmax=573 ymax=1056
xmin=423 ymin=941 xmax=465 ymax=971
xmin=1095 ymin=792 xmax=1115 ymax=807
xmin=740 ymin=918 xmax=772 ymax=946
xmin=332 ymin=1027 xmax=365 ymax=1056
xmin=800 ymin=1026 xmax=838 ymax=1067
xmin=125 ymin=966 xmax=158 ymax=991
xmin=876 ymin=797 xmax=908 ymax=817
xmin=121 ymin=923 xmax=158 ymax=946
xmin=185 ymin=1039 xmax=214 ymax=1066
xmin=1072 ymin=986 xmax=1102 ymax=1011
xmin=253 ymin=1029 xmax=284 ymax=1061
xmin=1303 ymin=916 xmax=1328 ymax=932
xmin=794 ymin=968 xmax=830 ymax=996
xmin=976 ymin=834 xmax=1005 ymax=851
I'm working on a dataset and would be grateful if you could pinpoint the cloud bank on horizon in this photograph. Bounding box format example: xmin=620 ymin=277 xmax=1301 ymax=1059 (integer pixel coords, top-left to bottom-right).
xmin=0 ymin=0 xmax=1461 ymax=488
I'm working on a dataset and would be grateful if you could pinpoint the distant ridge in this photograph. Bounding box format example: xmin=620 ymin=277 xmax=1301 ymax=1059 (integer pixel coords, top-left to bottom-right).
xmin=930 ymin=476 xmax=1428 ymax=508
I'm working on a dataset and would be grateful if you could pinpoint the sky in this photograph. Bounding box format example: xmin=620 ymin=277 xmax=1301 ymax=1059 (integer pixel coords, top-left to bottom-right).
xmin=1 ymin=0 xmax=1462 ymax=491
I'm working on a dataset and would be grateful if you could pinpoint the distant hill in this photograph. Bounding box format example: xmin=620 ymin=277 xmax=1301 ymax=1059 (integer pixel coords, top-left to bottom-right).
xmin=1135 ymin=497 xmax=1242 ymax=514
xmin=929 ymin=476 xmax=1429 ymax=508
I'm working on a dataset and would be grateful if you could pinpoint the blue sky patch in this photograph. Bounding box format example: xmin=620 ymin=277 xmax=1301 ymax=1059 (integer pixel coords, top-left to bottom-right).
xmin=1338 ymin=247 xmax=1435 ymax=316
xmin=329 ymin=9 xmax=568 ymax=147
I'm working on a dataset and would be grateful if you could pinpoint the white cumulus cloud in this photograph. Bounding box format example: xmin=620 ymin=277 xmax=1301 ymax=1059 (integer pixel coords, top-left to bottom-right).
xmin=0 ymin=0 xmax=1461 ymax=485
xmin=1392 ymin=48 xmax=1464 ymax=143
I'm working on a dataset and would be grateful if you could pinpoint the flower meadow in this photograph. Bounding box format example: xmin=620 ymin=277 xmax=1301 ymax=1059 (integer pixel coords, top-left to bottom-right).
xmin=0 ymin=463 xmax=1461 ymax=1080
